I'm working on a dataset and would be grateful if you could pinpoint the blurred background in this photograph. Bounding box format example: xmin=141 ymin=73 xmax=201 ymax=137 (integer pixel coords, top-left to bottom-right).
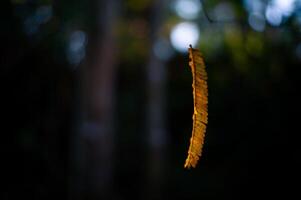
xmin=2 ymin=0 xmax=301 ymax=199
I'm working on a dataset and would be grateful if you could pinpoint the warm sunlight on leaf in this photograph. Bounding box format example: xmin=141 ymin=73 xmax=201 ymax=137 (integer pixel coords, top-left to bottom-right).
xmin=184 ymin=45 xmax=208 ymax=169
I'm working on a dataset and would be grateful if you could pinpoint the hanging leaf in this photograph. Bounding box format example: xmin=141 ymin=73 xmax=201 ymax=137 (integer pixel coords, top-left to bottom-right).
xmin=184 ymin=45 xmax=208 ymax=169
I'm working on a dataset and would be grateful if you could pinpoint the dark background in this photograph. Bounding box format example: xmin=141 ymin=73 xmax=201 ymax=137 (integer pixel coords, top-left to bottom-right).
xmin=2 ymin=0 xmax=300 ymax=199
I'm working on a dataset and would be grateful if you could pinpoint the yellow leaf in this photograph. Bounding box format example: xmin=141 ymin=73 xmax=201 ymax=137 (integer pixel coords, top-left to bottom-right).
xmin=184 ymin=45 xmax=208 ymax=169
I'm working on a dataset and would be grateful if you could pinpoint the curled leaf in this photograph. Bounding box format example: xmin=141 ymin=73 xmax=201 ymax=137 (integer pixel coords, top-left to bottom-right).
xmin=184 ymin=45 xmax=208 ymax=169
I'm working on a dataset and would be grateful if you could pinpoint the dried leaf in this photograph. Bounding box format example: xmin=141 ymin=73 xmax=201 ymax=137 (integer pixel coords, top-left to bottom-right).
xmin=184 ymin=45 xmax=208 ymax=169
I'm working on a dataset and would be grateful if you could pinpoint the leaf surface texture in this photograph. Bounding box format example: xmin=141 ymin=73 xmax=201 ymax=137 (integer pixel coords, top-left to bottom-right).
xmin=184 ymin=45 xmax=208 ymax=169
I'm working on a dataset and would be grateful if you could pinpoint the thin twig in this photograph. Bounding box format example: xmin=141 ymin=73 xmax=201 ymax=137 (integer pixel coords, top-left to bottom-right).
xmin=200 ymin=0 xmax=243 ymax=24
xmin=200 ymin=0 xmax=215 ymax=23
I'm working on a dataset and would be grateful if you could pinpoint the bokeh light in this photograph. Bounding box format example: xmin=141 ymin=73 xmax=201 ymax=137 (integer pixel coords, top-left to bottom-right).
xmin=170 ymin=22 xmax=199 ymax=52
xmin=174 ymin=0 xmax=201 ymax=20
xmin=273 ymin=0 xmax=296 ymax=16
xmin=265 ymin=0 xmax=296 ymax=26
xmin=265 ymin=3 xmax=283 ymax=26
xmin=67 ymin=30 xmax=87 ymax=65
xmin=244 ymin=0 xmax=265 ymax=12
xmin=248 ymin=12 xmax=266 ymax=32
xmin=153 ymin=38 xmax=173 ymax=61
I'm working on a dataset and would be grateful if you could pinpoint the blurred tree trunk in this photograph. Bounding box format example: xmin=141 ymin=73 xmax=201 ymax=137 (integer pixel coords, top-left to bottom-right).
xmin=146 ymin=0 xmax=168 ymax=199
xmin=72 ymin=0 xmax=119 ymax=200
